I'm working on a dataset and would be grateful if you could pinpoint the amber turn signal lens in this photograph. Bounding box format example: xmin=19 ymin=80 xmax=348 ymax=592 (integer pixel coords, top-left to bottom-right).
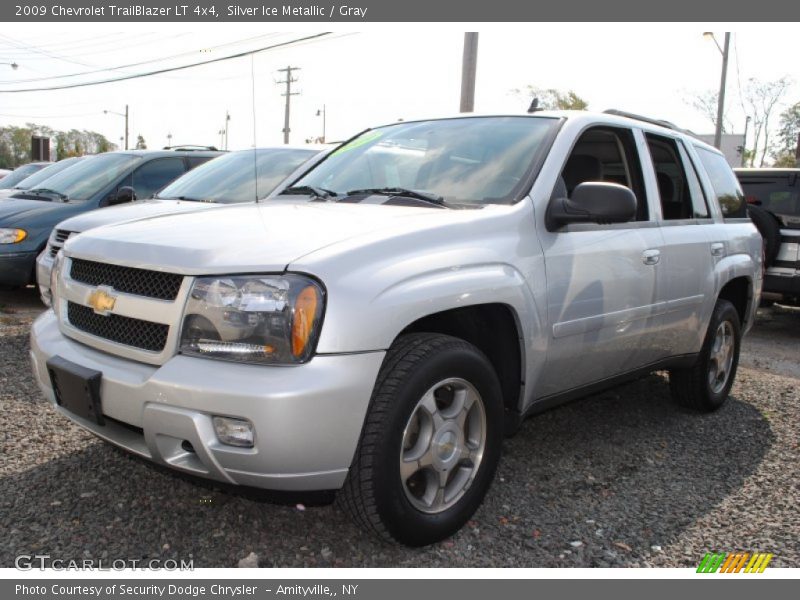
xmin=292 ymin=285 xmax=319 ymax=357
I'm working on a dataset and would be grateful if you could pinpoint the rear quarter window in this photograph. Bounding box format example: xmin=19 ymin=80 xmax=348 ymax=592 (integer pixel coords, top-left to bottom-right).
xmin=737 ymin=175 xmax=799 ymax=217
xmin=694 ymin=147 xmax=747 ymax=218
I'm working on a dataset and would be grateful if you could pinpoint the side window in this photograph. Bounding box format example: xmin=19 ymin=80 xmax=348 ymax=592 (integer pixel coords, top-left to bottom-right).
xmin=694 ymin=147 xmax=747 ymax=218
xmin=645 ymin=134 xmax=707 ymax=220
xmin=555 ymin=126 xmax=648 ymax=221
xmin=677 ymin=143 xmax=710 ymax=218
xmin=131 ymin=158 xmax=186 ymax=199
xmin=186 ymin=156 xmax=213 ymax=169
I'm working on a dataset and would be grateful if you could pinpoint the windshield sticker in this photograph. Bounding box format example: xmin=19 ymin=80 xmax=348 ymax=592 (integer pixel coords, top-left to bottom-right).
xmin=331 ymin=130 xmax=384 ymax=156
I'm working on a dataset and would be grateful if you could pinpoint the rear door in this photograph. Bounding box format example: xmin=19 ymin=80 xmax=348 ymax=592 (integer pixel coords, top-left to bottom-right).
xmin=643 ymin=133 xmax=716 ymax=356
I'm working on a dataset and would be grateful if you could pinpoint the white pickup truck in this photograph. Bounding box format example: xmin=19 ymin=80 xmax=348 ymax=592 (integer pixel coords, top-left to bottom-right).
xmin=30 ymin=111 xmax=762 ymax=546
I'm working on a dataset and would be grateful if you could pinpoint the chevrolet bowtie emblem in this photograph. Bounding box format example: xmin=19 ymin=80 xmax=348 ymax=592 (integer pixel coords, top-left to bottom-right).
xmin=86 ymin=286 xmax=117 ymax=316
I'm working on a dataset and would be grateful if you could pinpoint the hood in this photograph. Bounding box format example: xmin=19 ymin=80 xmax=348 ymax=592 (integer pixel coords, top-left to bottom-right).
xmin=64 ymin=201 xmax=476 ymax=274
xmin=0 ymin=197 xmax=86 ymax=228
xmin=56 ymin=199 xmax=221 ymax=233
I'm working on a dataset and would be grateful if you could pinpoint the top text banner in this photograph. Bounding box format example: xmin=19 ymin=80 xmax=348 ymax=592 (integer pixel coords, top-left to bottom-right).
xmin=2 ymin=0 xmax=799 ymax=22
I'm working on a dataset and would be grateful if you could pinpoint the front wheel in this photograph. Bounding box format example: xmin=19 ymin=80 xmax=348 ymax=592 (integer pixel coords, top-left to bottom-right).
xmin=338 ymin=333 xmax=504 ymax=546
xmin=668 ymin=299 xmax=742 ymax=412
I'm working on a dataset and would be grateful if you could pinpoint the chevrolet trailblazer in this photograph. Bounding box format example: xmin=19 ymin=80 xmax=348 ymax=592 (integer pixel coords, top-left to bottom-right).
xmin=30 ymin=111 xmax=761 ymax=546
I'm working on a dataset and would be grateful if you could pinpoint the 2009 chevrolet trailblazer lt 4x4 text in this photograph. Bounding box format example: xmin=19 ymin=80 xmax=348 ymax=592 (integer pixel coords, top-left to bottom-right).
xmin=31 ymin=111 xmax=762 ymax=546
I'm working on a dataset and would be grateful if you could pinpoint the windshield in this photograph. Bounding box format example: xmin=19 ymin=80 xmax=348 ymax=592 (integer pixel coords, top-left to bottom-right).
xmin=28 ymin=153 xmax=141 ymax=201
xmin=289 ymin=116 xmax=558 ymax=204
xmin=11 ymin=157 xmax=83 ymax=191
xmin=157 ymin=148 xmax=317 ymax=203
xmin=0 ymin=163 xmax=47 ymax=189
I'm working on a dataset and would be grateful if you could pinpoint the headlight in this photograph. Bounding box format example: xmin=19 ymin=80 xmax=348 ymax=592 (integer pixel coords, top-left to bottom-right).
xmin=0 ymin=228 xmax=27 ymax=244
xmin=179 ymin=274 xmax=325 ymax=364
xmin=49 ymin=252 xmax=64 ymax=313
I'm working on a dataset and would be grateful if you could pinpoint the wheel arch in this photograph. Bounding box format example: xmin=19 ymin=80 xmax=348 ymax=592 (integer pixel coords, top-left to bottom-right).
xmin=397 ymin=302 xmax=526 ymax=431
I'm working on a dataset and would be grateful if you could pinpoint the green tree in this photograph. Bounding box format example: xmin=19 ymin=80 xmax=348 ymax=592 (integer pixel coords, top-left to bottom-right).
xmin=512 ymin=85 xmax=589 ymax=110
xmin=772 ymin=101 xmax=800 ymax=166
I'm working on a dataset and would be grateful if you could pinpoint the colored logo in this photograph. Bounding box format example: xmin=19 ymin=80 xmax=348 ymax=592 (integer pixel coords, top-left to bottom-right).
xmin=697 ymin=552 xmax=773 ymax=573
xmin=86 ymin=286 xmax=117 ymax=316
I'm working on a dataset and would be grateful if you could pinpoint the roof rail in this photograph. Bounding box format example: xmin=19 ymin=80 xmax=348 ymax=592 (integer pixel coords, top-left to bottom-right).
xmin=163 ymin=145 xmax=220 ymax=151
xmin=602 ymin=109 xmax=697 ymax=137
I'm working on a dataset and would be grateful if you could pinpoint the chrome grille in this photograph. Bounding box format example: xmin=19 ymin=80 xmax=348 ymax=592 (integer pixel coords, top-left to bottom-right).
xmin=49 ymin=229 xmax=74 ymax=257
xmin=67 ymin=302 xmax=169 ymax=352
xmin=69 ymin=259 xmax=183 ymax=301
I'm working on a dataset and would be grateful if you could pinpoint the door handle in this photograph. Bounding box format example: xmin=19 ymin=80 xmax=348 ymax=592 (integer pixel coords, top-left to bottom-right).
xmin=642 ymin=249 xmax=661 ymax=265
xmin=711 ymin=242 xmax=726 ymax=257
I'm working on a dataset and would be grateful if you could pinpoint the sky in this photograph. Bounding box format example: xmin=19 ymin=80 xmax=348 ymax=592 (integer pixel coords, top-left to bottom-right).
xmin=0 ymin=23 xmax=798 ymax=153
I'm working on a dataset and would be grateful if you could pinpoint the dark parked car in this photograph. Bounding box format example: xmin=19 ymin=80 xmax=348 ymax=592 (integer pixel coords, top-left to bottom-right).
xmin=0 ymin=149 xmax=220 ymax=289
xmin=735 ymin=168 xmax=799 ymax=305
xmin=0 ymin=157 xmax=84 ymax=200
xmin=0 ymin=162 xmax=52 ymax=190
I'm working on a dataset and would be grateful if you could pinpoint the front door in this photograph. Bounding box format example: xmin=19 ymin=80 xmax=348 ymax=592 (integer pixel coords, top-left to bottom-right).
xmin=536 ymin=125 xmax=664 ymax=398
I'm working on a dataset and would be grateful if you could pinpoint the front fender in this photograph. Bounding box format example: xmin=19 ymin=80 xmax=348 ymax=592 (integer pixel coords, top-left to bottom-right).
xmin=315 ymin=261 xmax=539 ymax=355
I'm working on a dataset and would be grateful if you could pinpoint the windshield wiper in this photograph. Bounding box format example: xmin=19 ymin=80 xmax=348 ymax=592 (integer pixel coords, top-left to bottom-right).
xmin=29 ymin=188 xmax=68 ymax=201
xmin=160 ymin=195 xmax=215 ymax=203
xmin=346 ymin=187 xmax=446 ymax=206
xmin=280 ymin=185 xmax=338 ymax=200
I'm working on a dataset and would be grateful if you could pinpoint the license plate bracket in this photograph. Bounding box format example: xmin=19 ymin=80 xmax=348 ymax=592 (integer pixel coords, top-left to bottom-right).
xmin=47 ymin=356 xmax=104 ymax=426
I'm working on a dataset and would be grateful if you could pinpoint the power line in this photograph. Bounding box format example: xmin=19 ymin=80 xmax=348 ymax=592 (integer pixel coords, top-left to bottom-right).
xmin=0 ymin=33 xmax=283 ymax=84
xmin=0 ymin=33 xmax=332 ymax=93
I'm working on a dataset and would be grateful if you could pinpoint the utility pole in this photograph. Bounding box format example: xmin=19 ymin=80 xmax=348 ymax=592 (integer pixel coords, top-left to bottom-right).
xmin=740 ymin=116 xmax=750 ymax=167
xmin=795 ymin=131 xmax=800 ymax=168
xmin=277 ymin=66 xmax=300 ymax=144
xmin=124 ymin=104 xmax=129 ymax=151
xmin=224 ymin=111 xmax=230 ymax=150
xmin=459 ymin=33 xmax=479 ymax=113
xmin=316 ymin=105 xmax=326 ymax=143
xmin=706 ymin=32 xmax=730 ymax=150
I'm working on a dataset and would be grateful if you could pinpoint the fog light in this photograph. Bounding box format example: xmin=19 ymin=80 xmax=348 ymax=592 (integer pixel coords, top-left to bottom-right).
xmin=212 ymin=416 xmax=254 ymax=448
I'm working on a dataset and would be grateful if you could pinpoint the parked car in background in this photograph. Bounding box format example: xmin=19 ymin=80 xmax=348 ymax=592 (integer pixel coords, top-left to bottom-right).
xmin=0 ymin=157 xmax=85 ymax=200
xmin=0 ymin=168 xmax=11 ymax=180
xmin=36 ymin=146 xmax=323 ymax=303
xmin=32 ymin=112 xmax=761 ymax=545
xmin=735 ymin=168 xmax=799 ymax=306
xmin=0 ymin=149 xmax=220 ymax=290
xmin=0 ymin=162 xmax=51 ymax=190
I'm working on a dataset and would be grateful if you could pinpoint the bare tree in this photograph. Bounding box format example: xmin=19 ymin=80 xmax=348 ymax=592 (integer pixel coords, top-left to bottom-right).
xmin=684 ymin=89 xmax=733 ymax=134
xmin=743 ymin=76 xmax=791 ymax=167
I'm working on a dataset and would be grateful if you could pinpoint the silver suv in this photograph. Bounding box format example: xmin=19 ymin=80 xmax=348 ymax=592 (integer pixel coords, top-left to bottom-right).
xmin=30 ymin=111 xmax=762 ymax=546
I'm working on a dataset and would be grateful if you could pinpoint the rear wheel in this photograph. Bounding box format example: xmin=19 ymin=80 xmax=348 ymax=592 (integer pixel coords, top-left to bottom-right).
xmin=668 ymin=299 xmax=741 ymax=412
xmin=338 ymin=333 xmax=503 ymax=546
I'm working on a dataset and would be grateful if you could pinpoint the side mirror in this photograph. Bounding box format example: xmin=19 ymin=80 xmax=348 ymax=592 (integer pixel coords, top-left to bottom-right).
xmin=109 ymin=186 xmax=136 ymax=206
xmin=547 ymin=182 xmax=637 ymax=228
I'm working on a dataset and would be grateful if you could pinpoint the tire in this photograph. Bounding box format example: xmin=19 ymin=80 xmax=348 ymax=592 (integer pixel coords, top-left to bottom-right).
xmin=747 ymin=204 xmax=781 ymax=268
xmin=338 ymin=333 xmax=504 ymax=546
xmin=668 ymin=299 xmax=741 ymax=412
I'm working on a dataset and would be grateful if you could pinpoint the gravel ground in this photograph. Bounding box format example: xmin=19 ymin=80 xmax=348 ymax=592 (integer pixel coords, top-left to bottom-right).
xmin=1 ymin=289 xmax=797 ymax=568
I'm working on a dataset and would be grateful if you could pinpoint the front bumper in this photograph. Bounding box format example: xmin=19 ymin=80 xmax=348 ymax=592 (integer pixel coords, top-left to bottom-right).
xmin=0 ymin=250 xmax=36 ymax=286
xmin=30 ymin=311 xmax=385 ymax=491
